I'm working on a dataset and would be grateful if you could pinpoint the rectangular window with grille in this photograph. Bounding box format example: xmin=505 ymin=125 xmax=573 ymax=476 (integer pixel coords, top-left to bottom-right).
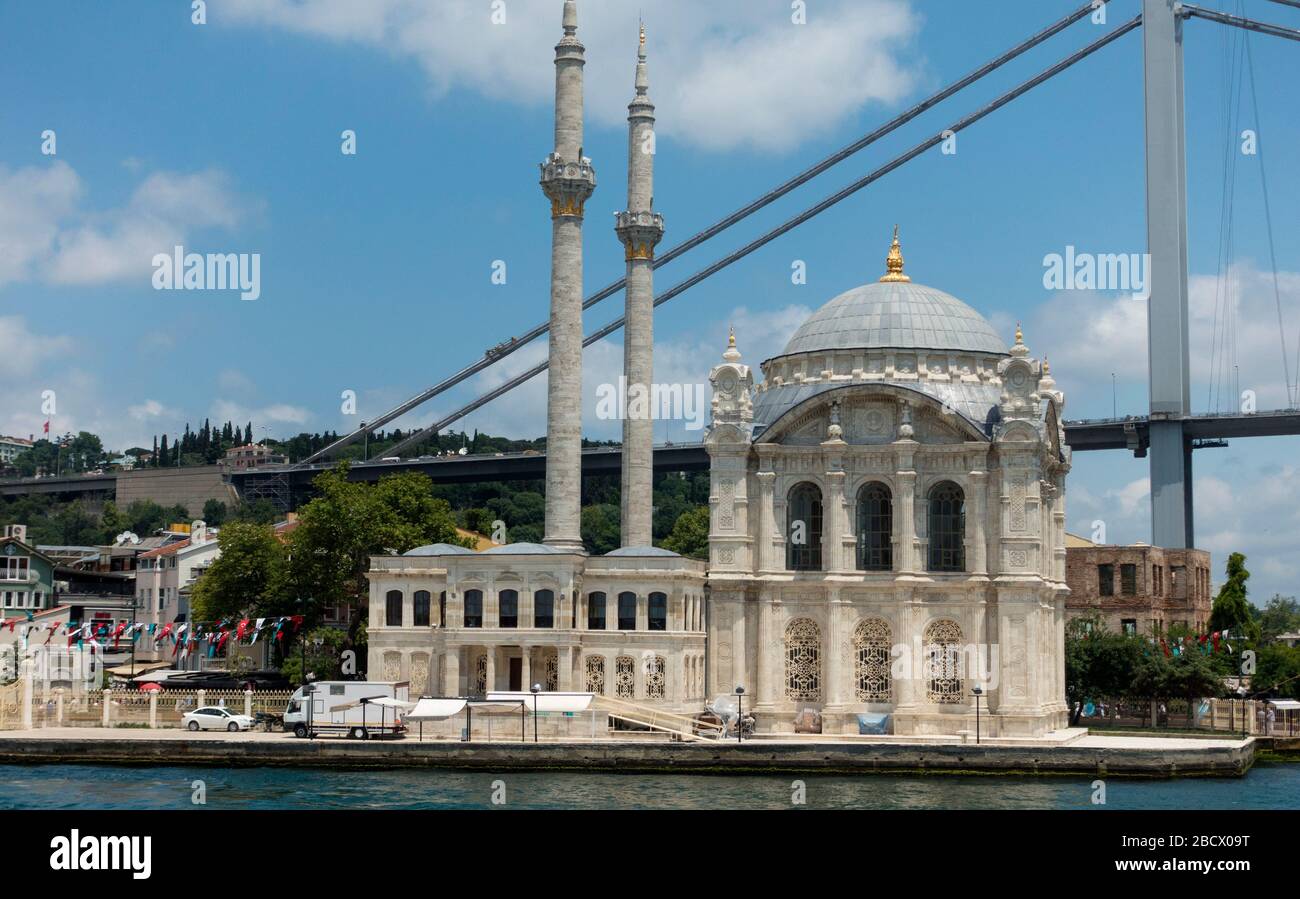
xmin=1098 ymin=564 xmax=1114 ymax=596
xmin=1120 ymin=563 xmax=1137 ymax=595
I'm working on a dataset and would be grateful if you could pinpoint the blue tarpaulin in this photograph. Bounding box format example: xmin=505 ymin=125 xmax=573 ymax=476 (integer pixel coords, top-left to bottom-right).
xmin=857 ymin=713 xmax=891 ymax=735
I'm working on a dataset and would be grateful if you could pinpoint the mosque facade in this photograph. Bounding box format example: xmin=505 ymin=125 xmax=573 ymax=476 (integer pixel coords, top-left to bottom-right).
xmin=367 ymin=1 xmax=1070 ymax=738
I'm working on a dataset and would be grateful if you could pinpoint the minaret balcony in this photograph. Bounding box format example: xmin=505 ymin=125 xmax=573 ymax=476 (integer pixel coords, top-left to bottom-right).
xmin=615 ymin=210 xmax=665 ymax=259
xmin=540 ymin=153 xmax=596 ymax=217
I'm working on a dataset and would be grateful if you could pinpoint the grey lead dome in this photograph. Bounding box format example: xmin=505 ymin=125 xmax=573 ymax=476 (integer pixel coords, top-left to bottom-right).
xmin=777 ymin=280 xmax=1008 ymax=359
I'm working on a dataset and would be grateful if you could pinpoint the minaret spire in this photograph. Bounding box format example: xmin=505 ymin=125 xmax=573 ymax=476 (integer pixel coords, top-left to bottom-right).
xmin=540 ymin=0 xmax=596 ymax=551
xmin=616 ymin=22 xmax=665 ymax=548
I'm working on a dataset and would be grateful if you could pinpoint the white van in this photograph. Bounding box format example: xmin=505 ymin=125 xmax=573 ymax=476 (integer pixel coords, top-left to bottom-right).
xmin=284 ymin=681 xmax=410 ymax=739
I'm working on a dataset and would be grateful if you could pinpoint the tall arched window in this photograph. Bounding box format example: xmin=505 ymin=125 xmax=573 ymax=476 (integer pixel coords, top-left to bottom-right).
xmin=784 ymin=618 xmax=822 ymax=701
xmin=924 ymin=619 xmax=964 ymax=703
xmin=534 ymin=589 xmax=554 ymax=628
xmin=617 ymin=592 xmax=637 ymax=630
xmin=786 ymin=482 xmax=823 ymax=571
xmin=498 ymin=589 xmax=518 ymax=628
xmin=463 ymin=590 xmax=483 ymax=628
xmin=615 ymin=656 xmax=635 ymax=698
xmin=385 ymin=590 xmax=403 ymax=627
xmin=587 ymin=592 xmax=606 ymax=630
xmin=648 ymin=592 xmax=667 ymax=631
xmin=853 ymin=619 xmax=892 ymax=701
xmin=645 ymin=656 xmax=666 ymax=699
xmin=856 ymin=482 xmax=893 ymax=571
xmin=585 ymin=655 xmax=605 ymax=694
xmin=413 ymin=590 xmax=431 ymax=627
xmin=927 ymin=481 xmax=966 ymax=572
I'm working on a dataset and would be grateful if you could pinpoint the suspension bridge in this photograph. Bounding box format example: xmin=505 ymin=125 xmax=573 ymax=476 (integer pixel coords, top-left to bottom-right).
xmin=99 ymin=2 xmax=1300 ymax=544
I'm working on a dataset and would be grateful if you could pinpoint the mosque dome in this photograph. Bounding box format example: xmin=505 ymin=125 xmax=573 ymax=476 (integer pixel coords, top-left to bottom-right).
xmin=751 ymin=228 xmax=1012 ymax=440
xmin=777 ymin=228 xmax=1006 ymax=360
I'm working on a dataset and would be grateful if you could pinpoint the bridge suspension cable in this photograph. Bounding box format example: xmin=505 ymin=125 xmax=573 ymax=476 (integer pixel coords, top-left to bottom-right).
xmin=382 ymin=15 xmax=1144 ymax=459
xmin=297 ymin=0 xmax=1114 ymax=466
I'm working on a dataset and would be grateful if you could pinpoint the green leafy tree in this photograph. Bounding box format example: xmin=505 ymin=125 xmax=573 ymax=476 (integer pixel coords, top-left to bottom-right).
xmin=190 ymin=521 xmax=287 ymax=621
xmin=1209 ymin=552 xmax=1260 ymax=644
xmin=202 ymin=499 xmax=228 ymax=527
xmin=580 ymin=503 xmax=621 ymax=555
xmin=285 ymin=465 xmax=467 ymax=632
xmin=1257 ymin=595 xmax=1300 ymax=644
xmin=280 ymin=625 xmax=368 ymax=686
xmin=661 ymin=505 xmax=709 ymax=560
xmin=1064 ymin=615 xmax=1144 ymax=724
xmin=99 ymin=501 xmax=128 ymax=540
xmin=1253 ymin=644 xmax=1300 ymax=700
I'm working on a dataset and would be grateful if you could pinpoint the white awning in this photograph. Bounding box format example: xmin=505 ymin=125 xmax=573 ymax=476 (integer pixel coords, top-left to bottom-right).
xmin=367 ymin=696 xmax=415 ymax=710
xmin=487 ymin=691 xmax=593 ymax=713
xmin=1267 ymin=699 xmax=1300 ymax=710
xmin=406 ymin=698 xmax=468 ymax=720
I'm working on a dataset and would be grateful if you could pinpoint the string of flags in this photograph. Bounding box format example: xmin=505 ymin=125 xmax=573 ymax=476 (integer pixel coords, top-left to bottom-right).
xmin=0 ymin=613 xmax=305 ymax=657
xmin=1144 ymin=631 xmax=1234 ymax=658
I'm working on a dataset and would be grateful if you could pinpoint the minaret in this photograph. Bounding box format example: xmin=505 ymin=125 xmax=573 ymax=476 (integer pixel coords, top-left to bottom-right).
xmin=615 ymin=23 xmax=664 ymax=548
xmin=540 ymin=0 xmax=596 ymax=551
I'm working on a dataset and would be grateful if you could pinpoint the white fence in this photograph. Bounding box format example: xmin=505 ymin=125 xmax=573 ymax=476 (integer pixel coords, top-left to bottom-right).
xmin=19 ymin=687 xmax=294 ymax=730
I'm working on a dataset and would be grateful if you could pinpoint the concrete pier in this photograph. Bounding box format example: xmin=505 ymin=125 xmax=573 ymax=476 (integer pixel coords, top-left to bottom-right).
xmin=0 ymin=729 xmax=1255 ymax=777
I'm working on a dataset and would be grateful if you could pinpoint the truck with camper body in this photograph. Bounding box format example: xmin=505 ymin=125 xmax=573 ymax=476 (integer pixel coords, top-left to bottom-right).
xmin=283 ymin=681 xmax=410 ymax=738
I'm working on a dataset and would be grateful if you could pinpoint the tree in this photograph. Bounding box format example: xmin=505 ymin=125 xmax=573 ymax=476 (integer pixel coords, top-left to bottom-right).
xmin=1253 ymin=644 xmax=1300 ymax=701
xmin=279 ymin=624 xmax=368 ymax=686
xmin=202 ymin=499 xmax=228 ymax=527
xmin=1064 ymin=616 xmax=1144 ymax=724
xmin=1209 ymin=552 xmax=1260 ymax=644
xmin=1258 ymin=595 xmax=1300 ymax=644
xmin=189 ymin=521 xmax=287 ymax=621
xmin=662 ymin=505 xmax=709 ymax=560
xmin=580 ymin=504 xmax=621 ymax=555
xmin=100 ymin=501 xmax=128 ymax=540
xmin=284 ymin=465 xmax=468 ymax=631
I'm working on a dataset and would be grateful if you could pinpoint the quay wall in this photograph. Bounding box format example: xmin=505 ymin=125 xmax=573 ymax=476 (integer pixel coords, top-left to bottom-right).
xmin=0 ymin=735 xmax=1255 ymax=778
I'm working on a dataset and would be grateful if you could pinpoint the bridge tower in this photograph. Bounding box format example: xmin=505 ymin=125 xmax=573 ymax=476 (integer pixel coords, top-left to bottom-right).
xmin=540 ymin=0 xmax=596 ymax=551
xmin=616 ymin=24 xmax=665 ymax=548
xmin=1143 ymin=0 xmax=1194 ymax=548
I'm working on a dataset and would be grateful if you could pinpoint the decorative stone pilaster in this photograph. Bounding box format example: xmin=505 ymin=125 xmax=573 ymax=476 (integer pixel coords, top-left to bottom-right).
xmin=969 ymin=468 xmax=988 ymax=576
xmin=895 ymin=469 xmax=918 ymax=575
xmin=756 ymin=471 xmax=777 ymax=573
xmin=825 ymin=470 xmax=847 ymax=573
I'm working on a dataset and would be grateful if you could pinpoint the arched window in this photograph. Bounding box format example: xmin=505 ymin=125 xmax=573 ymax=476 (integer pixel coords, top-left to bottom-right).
xmin=786 ymin=482 xmax=823 ymax=571
xmin=385 ymin=590 xmax=403 ymax=627
xmin=927 ymin=481 xmax=966 ymax=572
xmin=784 ymin=618 xmax=822 ymax=701
xmin=856 ymin=482 xmax=893 ymax=571
xmin=463 ymin=590 xmax=483 ymax=628
xmin=853 ymin=619 xmax=892 ymax=702
xmin=648 ymin=592 xmax=667 ymax=631
xmin=534 ymin=589 xmax=554 ymax=628
xmin=646 ymin=656 xmax=666 ymax=699
xmin=413 ymin=590 xmax=431 ymax=627
xmin=617 ymin=592 xmax=637 ymax=630
xmin=438 ymin=591 xmax=446 ymax=628
xmin=587 ymin=592 xmax=606 ymax=630
xmin=585 ymin=655 xmax=605 ymax=694
xmin=924 ymin=619 xmax=964 ymax=703
xmin=498 ymin=589 xmax=518 ymax=628
xmin=615 ymin=656 xmax=635 ymax=698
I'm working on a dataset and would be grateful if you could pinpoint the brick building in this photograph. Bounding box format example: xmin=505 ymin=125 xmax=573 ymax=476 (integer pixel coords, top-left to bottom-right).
xmin=1064 ymin=534 xmax=1213 ymax=635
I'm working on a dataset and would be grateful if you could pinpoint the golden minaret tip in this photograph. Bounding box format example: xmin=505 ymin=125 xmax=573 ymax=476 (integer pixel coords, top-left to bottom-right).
xmin=1015 ymin=322 xmax=1024 ymax=345
xmin=879 ymin=224 xmax=910 ymax=283
xmin=728 ymin=325 xmax=736 ymax=348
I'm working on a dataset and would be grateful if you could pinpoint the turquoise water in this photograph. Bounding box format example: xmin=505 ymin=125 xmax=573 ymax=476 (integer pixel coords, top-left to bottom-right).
xmin=2 ymin=763 xmax=1297 ymax=809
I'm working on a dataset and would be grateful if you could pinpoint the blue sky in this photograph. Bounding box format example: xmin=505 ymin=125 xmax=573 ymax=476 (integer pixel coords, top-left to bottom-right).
xmin=1 ymin=0 xmax=1297 ymax=601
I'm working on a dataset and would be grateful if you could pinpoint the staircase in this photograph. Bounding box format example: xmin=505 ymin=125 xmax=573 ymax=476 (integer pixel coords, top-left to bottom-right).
xmin=592 ymin=695 xmax=723 ymax=742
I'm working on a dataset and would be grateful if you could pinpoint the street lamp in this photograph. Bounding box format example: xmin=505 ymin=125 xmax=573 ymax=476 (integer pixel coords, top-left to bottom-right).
xmin=1238 ymin=686 xmax=1248 ymax=739
xmin=734 ymin=685 xmax=745 ymax=743
xmin=972 ymin=685 xmax=984 ymax=745
xmin=530 ymin=683 xmax=540 ymax=743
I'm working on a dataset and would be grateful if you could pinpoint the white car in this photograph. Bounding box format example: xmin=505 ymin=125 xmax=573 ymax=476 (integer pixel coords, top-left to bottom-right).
xmin=183 ymin=707 xmax=255 ymax=732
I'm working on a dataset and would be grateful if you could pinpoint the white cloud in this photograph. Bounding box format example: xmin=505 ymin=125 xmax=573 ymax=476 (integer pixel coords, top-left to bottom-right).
xmin=216 ymin=0 xmax=921 ymax=153
xmin=1026 ymin=263 xmax=1300 ymax=412
xmin=0 ymin=316 xmax=74 ymax=378
xmin=211 ymin=400 xmax=312 ymax=429
xmin=127 ymin=399 xmax=175 ymax=422
xmin=0 ymin=163 xmax=252 ymax=289
xmin=0 ymin=162 xmax=81 ymax=285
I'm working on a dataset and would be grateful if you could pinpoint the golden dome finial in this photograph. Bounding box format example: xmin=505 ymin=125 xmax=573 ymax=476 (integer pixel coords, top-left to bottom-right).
xmin=1042 ymin=355 xmax=1050 ymax=374
xmin=640 ymin=21 xmax=646 ymax=47
xmin=879 ymin=224 xmax=910 ymax=283
xmin=1015 ymin=322 xmax=1024 ymax=345
xmin=728 ymin=324 xmax=736 ymax=348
